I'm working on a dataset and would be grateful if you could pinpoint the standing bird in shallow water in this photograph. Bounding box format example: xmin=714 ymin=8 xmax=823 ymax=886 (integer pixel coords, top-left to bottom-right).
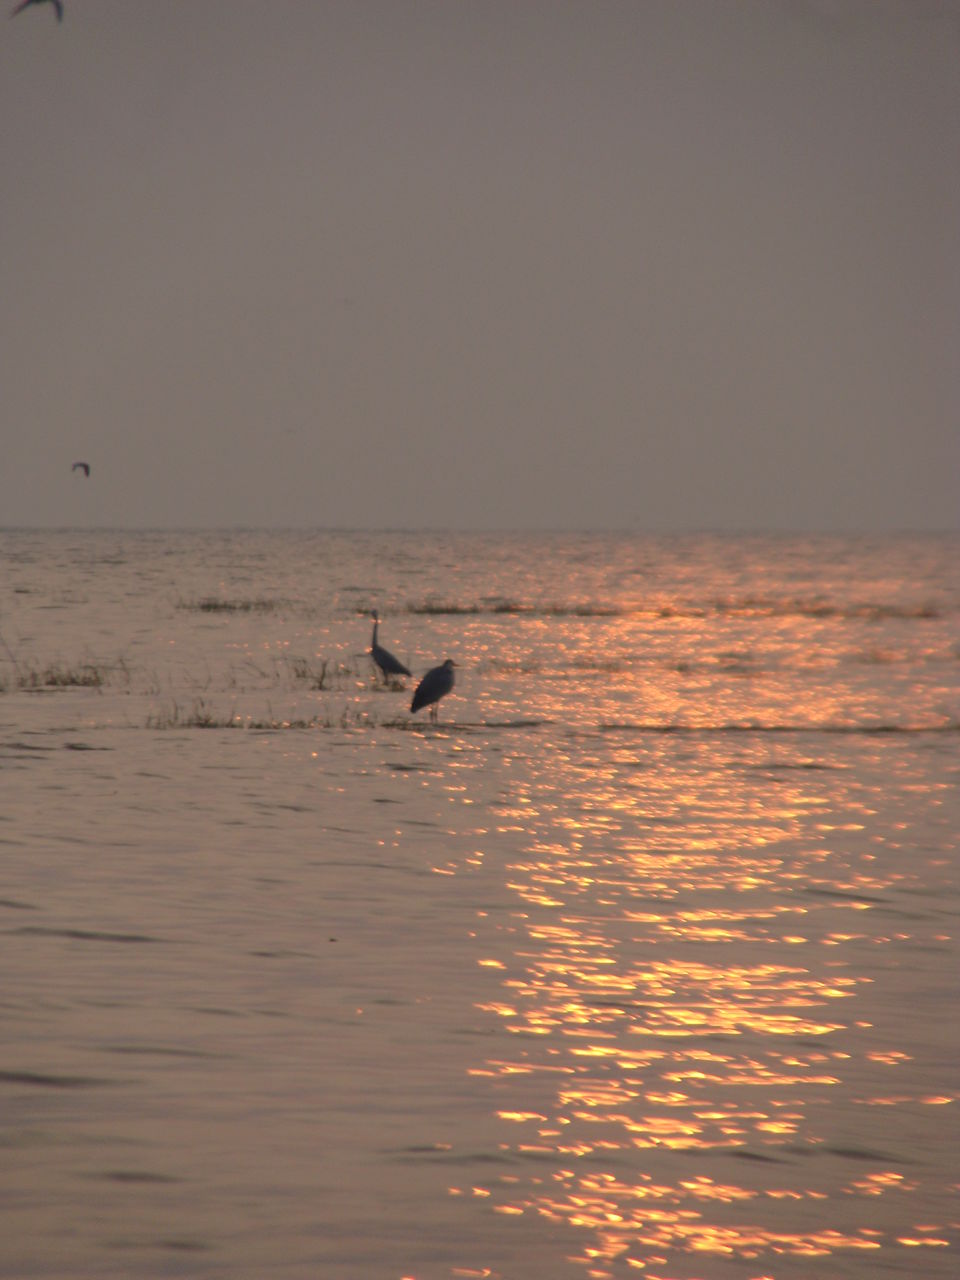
xmin=411 ymin=659 xmax=456 ymax=723
xmin=11 ymin=0 xmax=64 ymax=21
xmin=369 ymin=610 xmax=411 ymax=684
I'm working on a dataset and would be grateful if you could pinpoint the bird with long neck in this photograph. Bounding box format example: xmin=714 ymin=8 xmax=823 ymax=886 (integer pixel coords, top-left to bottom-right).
xmin=369 ymin=611 xmax=411 ymax=684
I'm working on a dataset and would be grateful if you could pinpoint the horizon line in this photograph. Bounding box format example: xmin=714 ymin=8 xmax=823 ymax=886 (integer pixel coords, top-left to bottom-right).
xmin=1 ymin=524 xmax=958 ymax=538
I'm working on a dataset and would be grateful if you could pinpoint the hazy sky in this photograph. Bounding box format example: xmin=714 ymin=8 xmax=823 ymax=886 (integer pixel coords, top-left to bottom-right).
xmin=1 ymin=1 xmax=957 ymax=531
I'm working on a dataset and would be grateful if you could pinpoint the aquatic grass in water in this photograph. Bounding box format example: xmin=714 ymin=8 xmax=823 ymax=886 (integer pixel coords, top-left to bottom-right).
xmin=407 ymin=597 xmax=953 ymax=621
xmin=178 ymin=596 xmax=284 ymax=614
xmin=20 ymin=663 xmax=107 ymax=689
xmin=288 ymin=657 xmax=330 ymax=689
xmin=0 ymin=631 xmax=122 ymax=692
xmin=4 ymin=657 xmax=129 ymax=691
xmin=145 ymin=698 xmax=373 ymax=731
xmin=287 ymin=656 xmax=362 ymax=691
xmin=408 ymin=599 xmax=623 ymax=617
xmin=408 ymin=601 xmax=481 ymax=615
xmin=143 ymin=699 xmax=227 ymax=729
xmin=708 ymin=594 xmax=946 ymax=620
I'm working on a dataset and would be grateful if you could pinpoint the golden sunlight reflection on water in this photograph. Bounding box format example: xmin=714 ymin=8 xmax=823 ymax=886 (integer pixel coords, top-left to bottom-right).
xmin=456 ymin=728 xmax=959 ymax=1278
xmin=2 ymin=531 xmax=958 ymax=1279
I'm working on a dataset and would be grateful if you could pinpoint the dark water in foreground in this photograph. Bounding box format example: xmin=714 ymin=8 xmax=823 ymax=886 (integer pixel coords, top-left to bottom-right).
xmin=1 ymin=531 xmax=958 ymax=1278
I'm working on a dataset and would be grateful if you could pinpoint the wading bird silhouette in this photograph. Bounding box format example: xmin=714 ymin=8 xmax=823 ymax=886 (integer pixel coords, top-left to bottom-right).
xmin=71 ymin=461 xmax=90 ymax=477
xmin=410 ymin=659 xmax=456 ymax=723
xmin=370 ymin=610 xmax=411 ymax=683
xmin=11 ymin=0 xmax=63 ymax=21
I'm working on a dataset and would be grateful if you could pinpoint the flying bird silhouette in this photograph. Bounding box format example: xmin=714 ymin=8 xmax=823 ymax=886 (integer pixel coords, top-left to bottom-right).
xmin=71 ymin=461 xmax=90 ymax=477
xmin=11 ymin=0 xmax=64 ymax=21
xmin=410 ymin=659 xmax=456 ymax=723
xmin=369 ymin=610 xmax=411 ymax=683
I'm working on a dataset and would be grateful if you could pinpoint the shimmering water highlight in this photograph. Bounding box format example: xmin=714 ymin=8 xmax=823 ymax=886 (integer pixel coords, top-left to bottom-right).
xmin=1 ymin=530 xmax=957 ymax=1279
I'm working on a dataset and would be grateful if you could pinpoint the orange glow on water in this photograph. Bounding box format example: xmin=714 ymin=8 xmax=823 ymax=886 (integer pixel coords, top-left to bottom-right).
xmin=463 ymin=702 xmax=958 ymax=1276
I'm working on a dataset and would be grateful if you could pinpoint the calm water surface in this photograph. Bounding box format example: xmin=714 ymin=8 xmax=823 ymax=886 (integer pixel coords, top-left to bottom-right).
xmin=1 ymin=531 xmax=958 ymax=1279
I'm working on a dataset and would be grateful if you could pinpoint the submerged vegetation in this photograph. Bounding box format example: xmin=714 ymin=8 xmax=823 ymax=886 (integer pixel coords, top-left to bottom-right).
xmin=408 ymin=601 xmax=481 ymax=616
xmin=0 ymin=628 xmax=368 ymax=721
xmin=288 ymin=657 xmax=332 ymax=689
xmin=0 ymin=657 xmax=126 ymax=692
xmin=406 ymin=596 xmax=949 ymax=621
xmin=407 ymin=599 xmax=622 ymax=617
xmin=145 ymin=699 xmax=381 ymax=731
xmin=178 ymin=596 xmax=284 ymax=614
xmin=21 ymin=663 xmax=105 ymax=689
xmin=0 ymin=627 xmax=131 ymax=694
